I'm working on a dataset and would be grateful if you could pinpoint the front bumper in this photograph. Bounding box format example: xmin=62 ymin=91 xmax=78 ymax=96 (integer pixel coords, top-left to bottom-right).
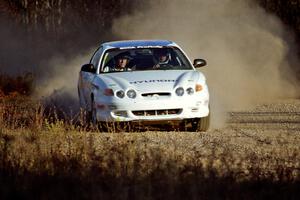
xmin=94 ymin=94 xmax=209 ymax=122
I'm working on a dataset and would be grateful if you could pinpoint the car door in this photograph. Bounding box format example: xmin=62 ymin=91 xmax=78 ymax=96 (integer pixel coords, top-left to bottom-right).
xmin=80 ymin=47 xmax=103 ymax=108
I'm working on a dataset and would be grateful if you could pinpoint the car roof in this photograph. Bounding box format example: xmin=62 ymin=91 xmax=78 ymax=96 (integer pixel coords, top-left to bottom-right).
xmin=101 ymin=40 xmax=178 ymax=49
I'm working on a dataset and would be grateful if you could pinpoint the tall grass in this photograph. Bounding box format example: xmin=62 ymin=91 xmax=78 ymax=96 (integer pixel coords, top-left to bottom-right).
xmin=0 ymin=127 xmax=299 ymax=199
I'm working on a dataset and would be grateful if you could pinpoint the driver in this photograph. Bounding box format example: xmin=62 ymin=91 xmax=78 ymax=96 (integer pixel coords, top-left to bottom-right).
xmin=103 ymin=52 xmax=131 ymax=72
xmin=153 ymin=48 xmax=171 ymax=69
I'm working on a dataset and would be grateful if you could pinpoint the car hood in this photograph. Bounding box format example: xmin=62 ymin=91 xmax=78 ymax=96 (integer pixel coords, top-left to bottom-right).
xmin=95 ymin=70 xmax=206 ymax=93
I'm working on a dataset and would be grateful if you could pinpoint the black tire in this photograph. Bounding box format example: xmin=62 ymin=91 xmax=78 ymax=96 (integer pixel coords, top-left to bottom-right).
xmin=90 ymin=101 xmax=109 ymax=132
xmin=90 ymin=98 xmax=97 ymax=126
xmin=191 ymin=113 xmax=210 ymax=132
xmin=179 ymin=120 xmax=189 ymax=131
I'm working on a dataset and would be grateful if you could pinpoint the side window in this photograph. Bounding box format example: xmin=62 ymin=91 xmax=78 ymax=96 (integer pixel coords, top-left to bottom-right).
xmin=90 ymin=47 xmax=103 ymax=70
xmin=100 ymin=51 xmax=115 ymax=73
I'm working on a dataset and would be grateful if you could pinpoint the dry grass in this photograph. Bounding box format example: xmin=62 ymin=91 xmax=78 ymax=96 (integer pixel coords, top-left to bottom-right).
xmin=0 ymin=126 xmax=300 ymax=199
xmin=0 ymin=88 xmax=300 ymax=199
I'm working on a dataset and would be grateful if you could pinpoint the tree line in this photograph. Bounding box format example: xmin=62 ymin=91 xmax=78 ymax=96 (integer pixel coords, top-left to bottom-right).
xmin=1 ymin=0 xmax=298 ymax=39
xmin=0 ymin=0 xmax=144 ymax=74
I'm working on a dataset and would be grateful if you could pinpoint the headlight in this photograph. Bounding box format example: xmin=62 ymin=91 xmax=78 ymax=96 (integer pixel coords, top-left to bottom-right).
xmin=175 ymin=87 xmax=184 ymax=96
xmin=186 ymin=87 xmax=194 ymax=95
xmin=116 ymin=90 xmax=125 ymax=98
xmin=127 ymin=89 xmax=137 ymax=99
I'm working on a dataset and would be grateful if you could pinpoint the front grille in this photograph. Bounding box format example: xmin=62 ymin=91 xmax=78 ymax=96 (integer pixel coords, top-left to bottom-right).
xmin=141 ymin=92 xmax=171 ymax=97
xmin=132 ymin=109 xmax=182 ymax=116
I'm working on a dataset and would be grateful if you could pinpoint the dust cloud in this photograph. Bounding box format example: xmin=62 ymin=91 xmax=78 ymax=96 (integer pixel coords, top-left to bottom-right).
xmin=34 ymin=52 xmax=91 ymax=114
xmin=0 ymin=17 xmax=86 ymax=113
xmin=112 ymin=0 xmax=299 ymax=127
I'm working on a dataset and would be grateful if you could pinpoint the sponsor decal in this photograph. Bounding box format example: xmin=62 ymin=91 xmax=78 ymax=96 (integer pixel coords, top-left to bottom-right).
xmin=130 ymin=80 xmax=177 ymax=84
xmin=119 ymin=46 xmax=163 ymax=50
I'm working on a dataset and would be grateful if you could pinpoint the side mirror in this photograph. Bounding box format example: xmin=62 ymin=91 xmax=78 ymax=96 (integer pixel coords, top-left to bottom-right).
xmin=81 ymin=64 xmax=96 ymax=73
xmin=193 ymin=59 xmax=207 ymax=68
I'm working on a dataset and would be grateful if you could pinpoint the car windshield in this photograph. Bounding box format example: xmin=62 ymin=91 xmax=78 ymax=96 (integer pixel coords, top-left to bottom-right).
xmin=100 ymin=47 xmax=193 ymax=73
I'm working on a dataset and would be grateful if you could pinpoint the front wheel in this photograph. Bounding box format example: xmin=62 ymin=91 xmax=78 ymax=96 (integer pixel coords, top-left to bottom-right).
xmin=90 ymin=99 xmax=109 ymax=132
xmin=190 ymin=114 xmax=210 ymax=132
xmin=90 ymin=99 xmax=97 ymax=125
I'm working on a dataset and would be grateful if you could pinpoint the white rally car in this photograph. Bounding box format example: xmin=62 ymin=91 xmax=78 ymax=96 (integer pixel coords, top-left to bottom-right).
xmin=78 ymin=40 xmax=210 ymax=131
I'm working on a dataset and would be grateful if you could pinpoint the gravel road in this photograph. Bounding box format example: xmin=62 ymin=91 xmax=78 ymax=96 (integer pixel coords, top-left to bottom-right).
xmin=228 ymin=99 xmax=300 ymax=131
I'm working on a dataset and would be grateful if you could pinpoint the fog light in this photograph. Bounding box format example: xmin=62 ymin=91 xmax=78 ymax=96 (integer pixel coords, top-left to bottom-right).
xmin=113 ymin=111 xmax=128 ymax=117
